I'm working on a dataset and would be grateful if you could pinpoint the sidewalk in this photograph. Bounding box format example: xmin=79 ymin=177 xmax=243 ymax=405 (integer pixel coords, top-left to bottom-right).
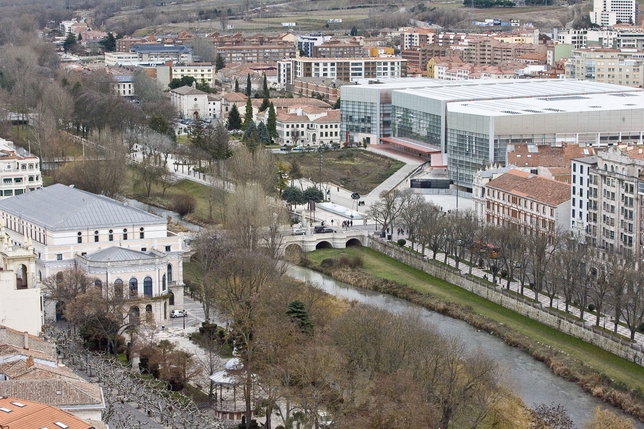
xmin=396 ymin=237 xmax=644 ymax=346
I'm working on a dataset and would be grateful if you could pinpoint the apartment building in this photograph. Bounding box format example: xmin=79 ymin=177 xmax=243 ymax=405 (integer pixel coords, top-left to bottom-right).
xmin=0 ymin=138 xmax=42 ymax=198
xmin=484 ymin=169 xmax=571 ymax=237
xmin=292 ymin=77 xmax=346 ymax=103
xmin=399 ymin=27 xmax=436 ymax=50
xmin=298 ymin=34 xmax=331 ymax=57
xmin=587 ymin=146 xmax=643 ymax=254
xmin=565 ymin=48 xmax=644 ymax=87
xmin=277 ymin=57 xmax=407 ymax=85
xmin=590 ymin=0 xmax=638 ymax=26
xmin=105 ymin=44 xmax=193 ymax=66
xmin=570 ymin=155 xmax=598 ymax=235
xmin=172 ymin=63 xmax=216 ymax=88
xmin=312 ymin=42 xmax=366 ymax=58
xmin=215 ymin=44 xmax=296 ymax=64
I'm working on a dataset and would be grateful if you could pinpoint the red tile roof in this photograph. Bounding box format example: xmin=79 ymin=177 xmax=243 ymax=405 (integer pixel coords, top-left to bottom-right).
xmin=486 ymin=169 xmax=571 ymax=206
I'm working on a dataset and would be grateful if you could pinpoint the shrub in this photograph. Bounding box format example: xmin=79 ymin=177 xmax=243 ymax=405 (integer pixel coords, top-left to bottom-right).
xmin=588 ymin=304 xmax=596 ymax=312
xmin=397 ymin=238 xmax=406 ymax=246
xmin=349 ymin=255 xmax=364 ymax=269
xmin=172 ymin=194 xmax=196 ymax=217
xmin=320 ymin=258 xmax=337 ymax=268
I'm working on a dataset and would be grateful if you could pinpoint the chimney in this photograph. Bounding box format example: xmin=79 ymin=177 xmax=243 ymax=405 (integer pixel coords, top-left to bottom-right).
xmin=23 ymin=331 xmax=29 ymax=350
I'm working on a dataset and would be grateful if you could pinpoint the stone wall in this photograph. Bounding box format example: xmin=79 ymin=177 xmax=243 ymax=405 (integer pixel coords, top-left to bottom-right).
xmin=368 ymin=239 xmax=644 ymax=366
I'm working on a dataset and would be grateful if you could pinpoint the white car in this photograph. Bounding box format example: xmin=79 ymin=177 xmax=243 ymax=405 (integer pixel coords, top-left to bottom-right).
xmin=170 ymin=309 xmax=187 ymax=318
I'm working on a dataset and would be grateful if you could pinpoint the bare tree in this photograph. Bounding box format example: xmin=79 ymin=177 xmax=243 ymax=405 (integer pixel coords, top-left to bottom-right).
xmin=620 ymin=270 xmax=644 ymax=340
xmin=368 ymin=189 xmax=406 ymax=238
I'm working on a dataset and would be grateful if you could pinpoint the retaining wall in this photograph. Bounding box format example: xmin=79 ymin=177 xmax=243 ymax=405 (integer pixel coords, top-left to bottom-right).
xmin=368 ymin=239 xmax=644 ymax=366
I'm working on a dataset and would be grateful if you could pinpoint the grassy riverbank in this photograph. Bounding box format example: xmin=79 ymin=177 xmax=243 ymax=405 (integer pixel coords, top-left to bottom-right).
xmin=303 ymin=247 xmax=644 ymax=419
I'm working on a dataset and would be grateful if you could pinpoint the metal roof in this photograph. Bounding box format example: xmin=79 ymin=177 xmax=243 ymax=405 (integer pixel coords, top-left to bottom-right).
xmin=85 ymin=247 xmax=158 ymax=262
xmin=0 ymin=184 xmax=163 ymax=231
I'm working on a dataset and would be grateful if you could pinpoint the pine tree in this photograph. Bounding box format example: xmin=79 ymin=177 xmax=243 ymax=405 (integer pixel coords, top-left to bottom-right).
xmin=267 ymin=103 xmax=277 ymax=138
xmin=100 ymin=32 xmax=117 ymax=52
xmin=189 ymin=118 xmax=207 ymax=151
xmin=234 ymin=78 xmax=239 ymax=92
xmin=246 ymin=73 xmax=251 ymax=97
xmin=257 ymin=122 xmax=271 ymax=145
xmin=227 ymin=104 xmax=242 ymax=130
xmin=215 ymin=53 xmax=225 ymax=71
xmin=211 ymin=123 xmax=232 ymax=159
xmin=242 ymin=97 xmax=254 ymax=130
xmin=286 ymin=300 xmax=313 ymax=335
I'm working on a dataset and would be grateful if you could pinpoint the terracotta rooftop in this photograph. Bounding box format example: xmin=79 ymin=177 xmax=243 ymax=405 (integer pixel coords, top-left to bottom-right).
xmin=486 ymin=169 xmax=571 ymax=206
xmin=0 ymin=396 xmax=95 ymax=429
xmin=506 ymin=143 xmax=595 ymax=168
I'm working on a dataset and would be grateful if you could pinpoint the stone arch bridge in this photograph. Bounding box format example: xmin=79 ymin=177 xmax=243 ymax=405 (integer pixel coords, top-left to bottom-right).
xmin=281 ymin=230 xmax=369 ymax=256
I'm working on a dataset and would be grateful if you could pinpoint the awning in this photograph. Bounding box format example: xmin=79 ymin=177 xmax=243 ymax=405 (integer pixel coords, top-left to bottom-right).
xmin=379 ymin=137 xmax=441 ymax=155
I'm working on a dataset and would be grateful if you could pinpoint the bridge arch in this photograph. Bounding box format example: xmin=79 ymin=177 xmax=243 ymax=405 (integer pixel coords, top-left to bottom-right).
xmin=284 ymin=243 xmax=303 ymax=262
xmin=346 ymin=238 xmax=362 ymax=247
xmin=316 ymin=241 xmax=333 ymax=250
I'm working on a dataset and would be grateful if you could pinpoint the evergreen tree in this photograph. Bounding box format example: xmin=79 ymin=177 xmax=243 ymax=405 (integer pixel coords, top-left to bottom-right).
xmin=262 ymin=74 xmax=269 ymax=98
xmin=350 ymin=26 xmax=358 ymax=36
xmin=259 ymin=96 xmax=270 ymax=112
xmin=63 ymin=33 xmax=77 ymax=53
xmin=332 ymin=97 xmax=341 ymax=109
xmin=267 ymin=103 xmax=277 ymax=138
xmin=100 ymin=32 xmax=117 ymax=52
xmin=227 ymin=104 xmax=242 ymax=130
xmin=257 ymin=122 xmax=271 ymax=145
xmin=234 ymin=79 xmax=239 ymax=92
xmin=77 ymin=33 xmax=82 ymax=41
xmin=282 ymin=186 xmax=305 ymax=208
xmin=242 ymin=97 xmax=254 ymax=130
xmin=246 ymin=73 xmax=251 ymax=97
xmin=242 ymin=122 xmax=260 ymax=152
xmin=189 ymin=118 xmax=208 ymax=151
xmin=286 ymin=300 xmax=313 ymax=335
xmin=169 ymin=76 xmax=196 ymax=89
xmin=215 ymin=53 xmax=225 ymax=71
xmin=303 ymin=186 xmax=324 ymax=203
xmin=211 ymin=122 xmax=231 ymax=159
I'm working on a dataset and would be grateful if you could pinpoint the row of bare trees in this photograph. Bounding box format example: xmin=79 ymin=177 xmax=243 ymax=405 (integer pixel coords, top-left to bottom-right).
xmin=370 ymin=190 xmax=644 ymax=341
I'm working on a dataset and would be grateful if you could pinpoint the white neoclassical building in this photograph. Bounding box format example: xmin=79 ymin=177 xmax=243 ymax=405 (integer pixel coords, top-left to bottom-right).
xmin=0 ymin=184 xmax=185 ymax=324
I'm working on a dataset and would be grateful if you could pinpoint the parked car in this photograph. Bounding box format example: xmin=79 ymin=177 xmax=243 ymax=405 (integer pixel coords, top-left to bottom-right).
xmin=170 ymin=309 xmax=187 ymax=318
xmin=314 ymin=226 xmax=336 ymax=234
xmin=292 ymin=228 xmax=306 ymax=235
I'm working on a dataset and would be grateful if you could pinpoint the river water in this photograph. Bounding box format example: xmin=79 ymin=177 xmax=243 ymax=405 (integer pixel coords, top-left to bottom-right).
xmin=286 ymin=264 xmax=644 ymax=429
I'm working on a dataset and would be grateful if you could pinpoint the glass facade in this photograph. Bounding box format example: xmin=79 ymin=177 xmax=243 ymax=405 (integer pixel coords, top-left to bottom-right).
xmin=341 ymin=100 xmax=375 ymax=136
xmin=392 ymin=106 xmax=441 ymax=147
xmin=447 ymin=130 xmax=490 ymax=187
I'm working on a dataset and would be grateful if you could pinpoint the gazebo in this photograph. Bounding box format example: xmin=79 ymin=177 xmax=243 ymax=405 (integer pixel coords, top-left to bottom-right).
xmin=209 ymin=358 xmax=255 ymax=421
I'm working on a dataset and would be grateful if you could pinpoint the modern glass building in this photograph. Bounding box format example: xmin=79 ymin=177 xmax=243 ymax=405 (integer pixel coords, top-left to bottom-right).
xmin=340 ymin=78 xmax=440 ymax=145
xmin=388 ymin=80 xmax=644 ymax=189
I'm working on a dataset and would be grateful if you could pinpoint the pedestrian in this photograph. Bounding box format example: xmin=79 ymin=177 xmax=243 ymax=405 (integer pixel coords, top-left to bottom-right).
xmin=330 ymin=219 xmax=334 ymax=225
xmin=350 ymin=220 xmax=353 ymax=227
xmin=337 ymin=187 xmax=339 ymax=192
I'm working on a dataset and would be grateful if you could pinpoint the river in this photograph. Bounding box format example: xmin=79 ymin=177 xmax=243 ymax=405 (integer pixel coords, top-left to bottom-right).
xmin=286 ymin=264 xmax=644 ymax=428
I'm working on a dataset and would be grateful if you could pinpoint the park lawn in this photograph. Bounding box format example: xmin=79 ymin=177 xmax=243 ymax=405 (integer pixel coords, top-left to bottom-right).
xmin=124 ymin=166 xmax=225 ymax=225
xmin=282 ymin=149 xmax=404 ymax=195
xmin=306 ymin=246 xmax=644 ymax=393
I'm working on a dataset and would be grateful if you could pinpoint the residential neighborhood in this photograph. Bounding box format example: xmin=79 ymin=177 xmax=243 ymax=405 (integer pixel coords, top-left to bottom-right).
xmin=3 ymin=0 xmax=644 ymax=427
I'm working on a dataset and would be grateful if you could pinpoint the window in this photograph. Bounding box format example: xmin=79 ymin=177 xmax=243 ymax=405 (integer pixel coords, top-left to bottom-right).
xmin=56 ymin=253 xmax=62 ymax=261
xmin=143 ymin=276 xmax=153 ymax=297
xmin=140 ymin=227 xmax=144 ymax=239
xmin=77 ymin=231 xmax=82 ymax=244
xmin=165 ymin=245 xmax=171 ymax=252
xmin=108 ymin=229 xmax=113 ymax=241
xmin=123 ymin=228 xmax=128 ymax=240
xmin=94 ymin=231 xmax=99 ymax=242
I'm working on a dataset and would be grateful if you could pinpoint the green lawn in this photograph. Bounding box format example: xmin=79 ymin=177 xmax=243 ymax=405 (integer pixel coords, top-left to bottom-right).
xmin=306 ymin=247 xmax=644 ymax=393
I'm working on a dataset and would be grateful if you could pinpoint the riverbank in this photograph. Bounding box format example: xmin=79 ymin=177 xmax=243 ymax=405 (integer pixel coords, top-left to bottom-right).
xmin=301 ymin=247 xmax=644 ymax=422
